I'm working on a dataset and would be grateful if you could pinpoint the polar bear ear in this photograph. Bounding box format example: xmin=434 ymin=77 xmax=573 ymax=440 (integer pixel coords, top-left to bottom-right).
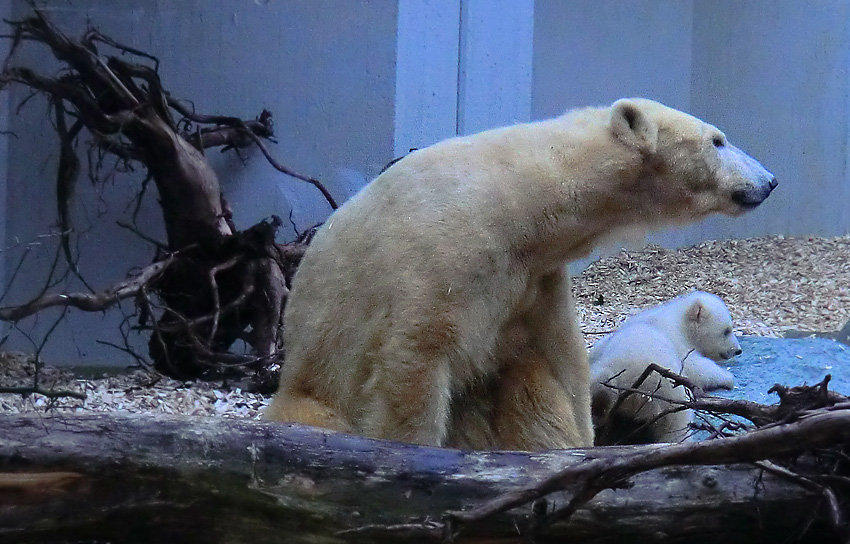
xmin=686 ymin=299 xmax=705 ymax=324
xmin=610 ymin=99 xmax=658 ymax=154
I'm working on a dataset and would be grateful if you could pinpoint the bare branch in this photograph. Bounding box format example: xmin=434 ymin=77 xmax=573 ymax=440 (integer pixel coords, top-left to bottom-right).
xmin=0 ymin=385 xmax=85 ymax=400
xmin=754 ymin=460 xmax=846 ymax=533
xmin=53 ymin=99 xmax=95 ymax=293
xmin=104 ymin=55 xmax=173 ymax=129
xmin=153 ymin=284 xmax=255 ymax=333
xmin=0 ymin=8 xmax=315 ymax=382
xmin=24 ymin=9 xmax=139 ymax=112
xmin=115 ymin=220 xmax=166 ymax=250
xmin=157 ymin=303 xmax=278 ymax=368
xmin=595 ymin=362 xmax=706 ymax=444
xmin=207 ymin=254 xmax=243 ymax=343
xmin=167 ymin=97 xmax=338 ymax=209
xmin=0 ymin=67 xmax=119 ymax=132
xmin=240 ymin=123 xmax=339 ymax=210
xmin=0 ymin=255 xmax=175 ymax=321
xmin=0 ymin=245 xmax=32 ymax=305
xmin=82 ymin=28 xmax=161 ymax=72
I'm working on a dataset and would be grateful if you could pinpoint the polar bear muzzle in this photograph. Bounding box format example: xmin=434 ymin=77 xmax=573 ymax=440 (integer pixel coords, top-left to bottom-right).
xmin=719 ymin=143 xmax=778 ymax=210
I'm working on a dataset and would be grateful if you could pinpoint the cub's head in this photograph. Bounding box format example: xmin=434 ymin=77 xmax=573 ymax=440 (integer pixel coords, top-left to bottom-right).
xmin=609 ymin=98 xmax=777 ymax=223
xmin=682 ymin=292 xmax=742 ymax=362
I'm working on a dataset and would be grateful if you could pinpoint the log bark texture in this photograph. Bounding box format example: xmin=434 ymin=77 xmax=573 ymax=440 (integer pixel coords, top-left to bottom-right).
xmin=0 ymin=413 xmax=832 ymax=543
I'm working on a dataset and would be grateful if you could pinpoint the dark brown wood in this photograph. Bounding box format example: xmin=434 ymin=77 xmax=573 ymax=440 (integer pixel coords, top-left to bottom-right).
xmin=0 ymin=413 xmax=832 ymax=544
xmin=0 ymin=10 xmax=331 ymax=382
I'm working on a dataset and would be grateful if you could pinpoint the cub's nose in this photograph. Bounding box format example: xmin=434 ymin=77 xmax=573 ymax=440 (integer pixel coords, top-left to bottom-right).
xmin=734 ymin=347 xmax=743 ymax=356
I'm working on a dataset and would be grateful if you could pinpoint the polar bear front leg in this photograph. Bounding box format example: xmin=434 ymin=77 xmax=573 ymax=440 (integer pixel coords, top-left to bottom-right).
xmin=361 ymin=345 xmax=455 ymax=446
xmin=484 ymin=270 xmax=594 ymax=450
xmin=682 ymin=353 xmax=735 ymax=391
xmin=525 ymin=270 xmax=595 ymax=447
xmin=485 ymin=351 xmax=589 ymax=450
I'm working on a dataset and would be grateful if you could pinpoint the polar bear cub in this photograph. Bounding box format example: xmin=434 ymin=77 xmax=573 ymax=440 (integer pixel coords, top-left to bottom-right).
xmin=590 ymin=291 xmax=741 ymax=445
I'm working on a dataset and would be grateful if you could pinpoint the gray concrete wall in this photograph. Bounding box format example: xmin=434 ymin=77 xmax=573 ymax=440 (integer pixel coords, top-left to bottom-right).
xmin=1 ymin=0 xmax=397 ymax=365
xmin=457 ymin=0 xmax=534 ymax=135
xmin=532 ymin=0 xmax=695 ymax=116
xmin=686 ymin=0 xmax=850 ymax=243
xmin=393 ymin=0 xmax=535 ymax=148
xmin=394 ymin=0 xmax=460 ymax=156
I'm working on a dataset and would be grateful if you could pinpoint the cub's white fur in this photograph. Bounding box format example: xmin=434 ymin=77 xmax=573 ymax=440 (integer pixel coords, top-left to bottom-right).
xmin=590 ymin=291 xmax=741 ymax=445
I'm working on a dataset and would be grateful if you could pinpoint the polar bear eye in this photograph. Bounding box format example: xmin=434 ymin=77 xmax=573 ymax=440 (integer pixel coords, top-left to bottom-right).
xmin=723 ymin=327 xmax=732 ymax=336
xmin=712 ymin=136 xmax=725 ymax=148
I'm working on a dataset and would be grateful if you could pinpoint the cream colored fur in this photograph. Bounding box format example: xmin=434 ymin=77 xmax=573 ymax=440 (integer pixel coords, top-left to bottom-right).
xmin=266 ymin=98 xmax=775 ymax=451
xmin=590 ymin=292 xmax=742 ymax=445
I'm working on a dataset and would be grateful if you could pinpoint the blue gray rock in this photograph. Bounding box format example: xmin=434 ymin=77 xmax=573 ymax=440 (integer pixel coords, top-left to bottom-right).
xmin=685 ymin=336 xmax=850 ymax=441
xmin=718 ymin=336 xmax=850 ymax=404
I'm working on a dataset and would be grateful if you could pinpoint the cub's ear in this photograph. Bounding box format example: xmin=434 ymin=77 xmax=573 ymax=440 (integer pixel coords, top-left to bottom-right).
xmin=610 ymin=99 xmax=658 ymax=154
xmin=686 ymin=299 xmax=705 ymax=324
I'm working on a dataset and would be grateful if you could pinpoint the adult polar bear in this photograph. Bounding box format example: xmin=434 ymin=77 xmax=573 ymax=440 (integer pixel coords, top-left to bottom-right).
xmin=266 ymin=98 xmax=776 ymax=450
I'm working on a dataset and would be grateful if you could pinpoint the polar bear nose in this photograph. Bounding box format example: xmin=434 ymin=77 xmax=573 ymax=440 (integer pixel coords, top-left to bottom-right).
xmin=731 ymin=172 xmax=776 ymax=209
xmin=768 ymin=177 xmax=778 ymax=191
xmin=734 ymin=347 xmax=742 ymax=356
xmin=731 ymin=184 xmax=773 ymax=209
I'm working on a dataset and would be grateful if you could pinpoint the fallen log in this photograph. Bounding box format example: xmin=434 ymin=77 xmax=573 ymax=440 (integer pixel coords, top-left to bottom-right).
xmin=0 ymin=413 xmax=834 ymax=543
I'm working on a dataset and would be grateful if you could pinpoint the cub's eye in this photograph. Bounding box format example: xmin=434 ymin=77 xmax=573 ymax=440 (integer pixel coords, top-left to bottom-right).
xmin=712 ymin=136 xmax=725 ymax=148
xmin=723 ymin=327 xmax=732 ymax=336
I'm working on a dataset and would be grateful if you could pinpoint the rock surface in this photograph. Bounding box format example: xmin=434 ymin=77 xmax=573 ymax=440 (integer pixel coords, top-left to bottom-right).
xmin=722 ymin=336 xmax=850 ymax=404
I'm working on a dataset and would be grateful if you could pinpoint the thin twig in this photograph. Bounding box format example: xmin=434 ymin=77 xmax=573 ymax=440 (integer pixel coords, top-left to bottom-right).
xmin=754 ymin=461 xmax=845 ymax=534
xmin=95 ymin=311 xmax=151 ymax=370
xmin=0 ymin=245 xmax=32 ymax=305
xmin=153 ymin=284 xmax=254 ymax=333
xmin=83 ymin=29 xmax=161 ymax=72
xmin=596 ymin=362 xmax=706 ymax=444
xmin=207 ymin=254 xmax=243 ymax=343
xmin=115 ymin=220 xmax=166 ymax=250
xmin=167 ymin=309 xmax=281 ymax=368
xmin=240 ymin=125 xmax=339 ymax=210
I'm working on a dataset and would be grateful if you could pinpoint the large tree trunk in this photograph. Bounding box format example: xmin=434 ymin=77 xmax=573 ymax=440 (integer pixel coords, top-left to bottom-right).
xmin=0 ymin=413 xmax=832 ymax=544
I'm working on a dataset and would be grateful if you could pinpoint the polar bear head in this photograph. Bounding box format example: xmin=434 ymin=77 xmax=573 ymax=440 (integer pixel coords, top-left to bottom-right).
xmin=608 ymin=98 xmax=777 ymax=223
xmin=682 ymin=292 xmax=742 ymax=362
